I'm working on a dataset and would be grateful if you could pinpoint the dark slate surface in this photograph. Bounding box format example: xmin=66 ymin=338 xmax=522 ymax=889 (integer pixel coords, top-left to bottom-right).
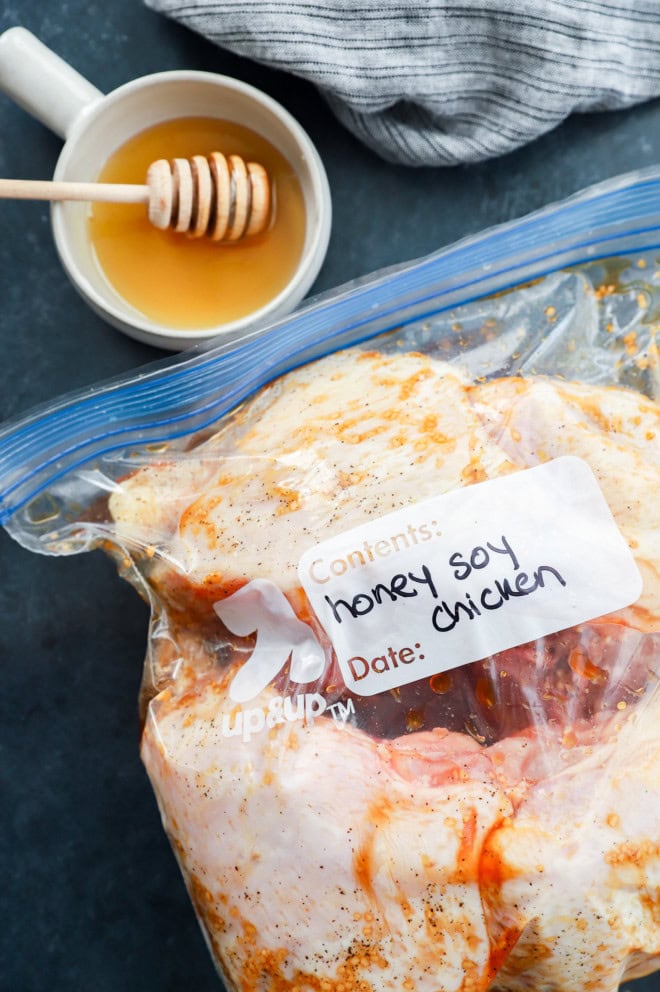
xmin=0 ymin=3 xmax=658 ymax=991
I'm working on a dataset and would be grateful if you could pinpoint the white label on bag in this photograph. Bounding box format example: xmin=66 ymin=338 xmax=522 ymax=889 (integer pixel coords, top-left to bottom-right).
xmin=298 ymin=456 xmax=643 ymax=697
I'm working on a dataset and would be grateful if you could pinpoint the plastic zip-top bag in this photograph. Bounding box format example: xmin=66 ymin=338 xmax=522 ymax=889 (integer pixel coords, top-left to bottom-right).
xmin=2 ymin=168 xmax=660 ymax=992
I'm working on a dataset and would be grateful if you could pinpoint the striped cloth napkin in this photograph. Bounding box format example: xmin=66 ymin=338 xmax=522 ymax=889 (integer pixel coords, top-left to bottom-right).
xmin=144 ymin=0 xmax=660 ymax=166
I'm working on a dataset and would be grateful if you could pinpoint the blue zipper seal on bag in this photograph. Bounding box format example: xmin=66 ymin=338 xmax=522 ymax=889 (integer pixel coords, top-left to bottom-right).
xmin=2 ymin=165 xmax=660 ymax=525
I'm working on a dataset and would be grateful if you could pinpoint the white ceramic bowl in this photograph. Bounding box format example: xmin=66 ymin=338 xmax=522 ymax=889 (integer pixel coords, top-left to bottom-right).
xmin=0 ymin=28 xmax=332 ymax=350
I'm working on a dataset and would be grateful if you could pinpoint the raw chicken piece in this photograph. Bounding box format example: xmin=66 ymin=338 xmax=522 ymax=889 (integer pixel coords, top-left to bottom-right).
xmin=141 ymin=643 xmax=660 ymax=992
xmin=484 ymin=683 xmax=660 ymax=991
xmin=143 ymin=663 xmax=512 ymax=992
xmin=105 ymin=346 xmax=660 ymax=991
xmin=469 ymin=376 xmax=660 ymax=628
xmin=109 ymin=349 xmax=515 ymax=621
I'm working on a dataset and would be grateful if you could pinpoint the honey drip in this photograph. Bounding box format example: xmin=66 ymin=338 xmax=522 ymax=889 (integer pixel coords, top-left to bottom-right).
xmin=429 ymin=671 xmax=453 ymax=694
xmin=568 ymin=648 xmax=608 ymax=684
xmin=475 ymin=675 xmax=498 ymax=710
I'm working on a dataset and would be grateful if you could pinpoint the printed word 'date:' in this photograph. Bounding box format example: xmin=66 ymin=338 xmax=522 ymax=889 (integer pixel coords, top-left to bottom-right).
xmin=348 ymin=643 xmax=423 ymax=682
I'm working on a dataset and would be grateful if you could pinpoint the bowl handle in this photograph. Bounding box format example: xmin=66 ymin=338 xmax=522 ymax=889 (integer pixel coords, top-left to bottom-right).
xmin=0 ymin=26 xmax=102 ymax=140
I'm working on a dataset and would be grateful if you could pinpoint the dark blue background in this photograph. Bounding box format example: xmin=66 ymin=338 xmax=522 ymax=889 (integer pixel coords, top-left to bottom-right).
xmin=0 ymin=2 xmax=658 ymax=990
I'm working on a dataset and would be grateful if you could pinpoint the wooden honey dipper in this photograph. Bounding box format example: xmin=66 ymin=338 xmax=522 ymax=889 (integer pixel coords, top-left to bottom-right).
xmin=0 ymin=152 xmax=272 ymax=241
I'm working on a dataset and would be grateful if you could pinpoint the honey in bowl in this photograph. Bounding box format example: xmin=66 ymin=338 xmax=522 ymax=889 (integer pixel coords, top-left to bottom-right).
xmin=87 ymin=117 xmax=307 ymax=330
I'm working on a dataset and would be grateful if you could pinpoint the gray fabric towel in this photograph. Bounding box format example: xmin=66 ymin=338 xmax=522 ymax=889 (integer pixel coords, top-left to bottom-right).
xmin=144 ymin=0 xmax=660 ymax=166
